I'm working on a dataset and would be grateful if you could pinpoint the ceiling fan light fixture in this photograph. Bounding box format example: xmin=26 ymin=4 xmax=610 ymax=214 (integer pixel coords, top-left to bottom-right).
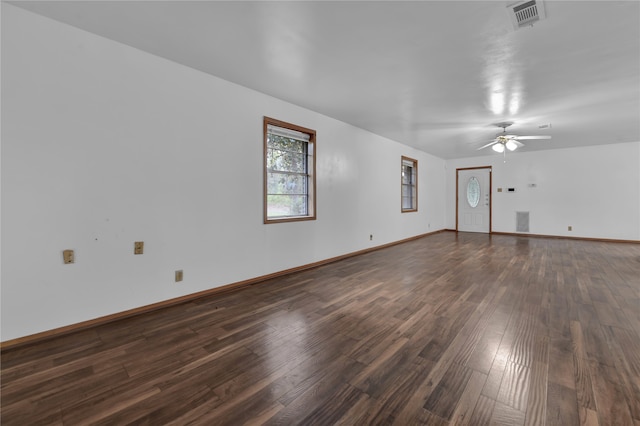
xmin=481 ymin=121 xmax=552 ymax=155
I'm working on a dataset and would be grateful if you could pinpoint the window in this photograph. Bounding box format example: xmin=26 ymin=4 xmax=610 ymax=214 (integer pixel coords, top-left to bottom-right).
xmin=264 ymin=117 xmax=316 ymax=223
xmin=401 ymin=156 xmax=417 ymax=212
xmin=466 ymin=176 xmax=480 ymax=208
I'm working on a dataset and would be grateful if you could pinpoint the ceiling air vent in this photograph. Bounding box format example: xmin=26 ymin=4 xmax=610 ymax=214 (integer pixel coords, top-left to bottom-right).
xmin=507 ymin=0 xmax=546 ymax=30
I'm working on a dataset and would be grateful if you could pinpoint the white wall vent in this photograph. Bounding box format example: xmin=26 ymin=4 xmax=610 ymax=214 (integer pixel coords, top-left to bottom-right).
xmin=507 ymin=0 xmax=546 ymax=30
xmin=516 ymin=211 xmax=530 ymax=233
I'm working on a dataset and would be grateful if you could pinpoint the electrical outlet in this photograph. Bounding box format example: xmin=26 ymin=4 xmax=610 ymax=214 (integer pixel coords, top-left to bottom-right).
xmin=134 ymin=241 xmax=144 ymax=255
xmin=175 ymin=270 xmax=183 ymax=282
xmin=63 ymin=249 xmax=75 ymax=264
xmin=370 ymin=234 xmax=373 ymax=241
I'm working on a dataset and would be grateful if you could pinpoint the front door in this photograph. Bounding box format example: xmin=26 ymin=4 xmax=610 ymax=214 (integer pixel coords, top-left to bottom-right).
xmin=457 ymin=167 xmax=491 ymax=233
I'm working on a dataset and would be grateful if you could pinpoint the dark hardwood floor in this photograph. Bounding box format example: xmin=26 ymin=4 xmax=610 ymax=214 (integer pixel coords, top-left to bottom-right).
xmin=2 ymin=232 xmax=639 ymax=425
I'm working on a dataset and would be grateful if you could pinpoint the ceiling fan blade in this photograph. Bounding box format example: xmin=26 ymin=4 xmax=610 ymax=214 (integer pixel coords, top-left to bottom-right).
xmin=477 ymin=140 xmax=497 ymax=150
xmin=513 ymin=140 xmax=525 ymax=147
xmin=513 ymin=135 xmax=552 ymax=140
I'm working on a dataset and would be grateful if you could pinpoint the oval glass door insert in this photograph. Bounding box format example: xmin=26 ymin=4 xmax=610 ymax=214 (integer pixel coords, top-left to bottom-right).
xmin=467 ymin=177 xmax=480 ymax=208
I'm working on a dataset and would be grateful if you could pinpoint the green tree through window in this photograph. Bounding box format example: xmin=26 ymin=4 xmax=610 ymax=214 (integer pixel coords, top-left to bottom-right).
xmin=264 ymin=117 xmax=316 ymax=223
xmin=401 ymin=156 xmax=418 ymax=212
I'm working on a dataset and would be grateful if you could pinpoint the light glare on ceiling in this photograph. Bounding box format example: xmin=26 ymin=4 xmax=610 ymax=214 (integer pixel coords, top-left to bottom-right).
xmin=490 ymin=91 xmax=505 ymax=115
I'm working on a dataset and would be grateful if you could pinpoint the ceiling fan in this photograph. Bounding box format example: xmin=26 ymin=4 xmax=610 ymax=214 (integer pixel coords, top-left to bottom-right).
xmin=478 ymin=122 xmax=551 ymax=154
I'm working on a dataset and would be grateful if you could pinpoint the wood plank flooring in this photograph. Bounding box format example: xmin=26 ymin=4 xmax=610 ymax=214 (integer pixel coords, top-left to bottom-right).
xmin=2 ymin=232 xmax=639 ymax=425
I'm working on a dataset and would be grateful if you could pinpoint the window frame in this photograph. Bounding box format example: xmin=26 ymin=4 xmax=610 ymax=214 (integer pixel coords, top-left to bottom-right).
xmin=263 ymin=116 xmax=316 ymax=224
xmin=401 ymin=156 xmax=418 ymax=213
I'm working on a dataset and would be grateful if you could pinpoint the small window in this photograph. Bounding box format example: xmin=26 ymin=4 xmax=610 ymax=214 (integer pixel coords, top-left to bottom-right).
xmin=264 ymin=117 xmax=316 ymax=223
xmin=401 ymin=156 xmax=418 ymax=212
xmin=467 ymin=177 xmax=480 ymax=208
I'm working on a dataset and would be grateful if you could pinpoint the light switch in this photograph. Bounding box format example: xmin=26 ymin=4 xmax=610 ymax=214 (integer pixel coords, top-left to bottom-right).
xmin=134 ymin=241 xmax=144 ymax=255
xmin=63 ymin=249 xmax=74 ymax=264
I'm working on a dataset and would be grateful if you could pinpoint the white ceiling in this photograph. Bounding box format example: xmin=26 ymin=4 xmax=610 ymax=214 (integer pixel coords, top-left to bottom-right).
xmin=9 ymin=0 xmax=640 ymax=159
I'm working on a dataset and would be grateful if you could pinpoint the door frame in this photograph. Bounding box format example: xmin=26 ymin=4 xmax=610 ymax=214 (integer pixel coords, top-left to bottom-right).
xmin=456 ymin=166 xmax=493 ymax=233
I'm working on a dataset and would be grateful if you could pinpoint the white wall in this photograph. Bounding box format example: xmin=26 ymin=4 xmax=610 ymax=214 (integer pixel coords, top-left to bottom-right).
xmin=0 ymin=5 xmax=446 ymax=341
xmin=446 ymin=142 xmax=640 ymax=240
xmin=4 ymin=4 xmax=635 ymax=343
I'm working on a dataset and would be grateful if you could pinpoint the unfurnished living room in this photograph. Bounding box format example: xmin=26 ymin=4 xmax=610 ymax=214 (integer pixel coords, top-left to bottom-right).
xmin=1 ymin=1 xmax=639 ymax=425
